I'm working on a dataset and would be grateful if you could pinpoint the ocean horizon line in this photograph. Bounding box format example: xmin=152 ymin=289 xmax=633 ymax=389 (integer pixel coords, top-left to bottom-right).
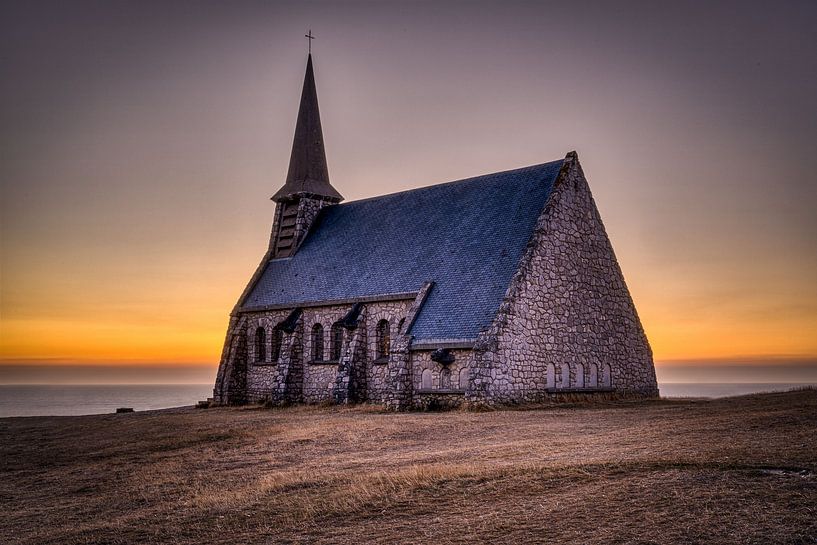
xmin=1 ymin=382 xmax=816 ymax=418
xmin=1 ymin=380 xmax=816 ymax=386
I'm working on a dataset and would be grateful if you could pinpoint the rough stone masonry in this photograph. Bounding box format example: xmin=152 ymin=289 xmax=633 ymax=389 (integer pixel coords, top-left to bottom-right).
xmin=213 ymin=54 xmax=659 ymax=410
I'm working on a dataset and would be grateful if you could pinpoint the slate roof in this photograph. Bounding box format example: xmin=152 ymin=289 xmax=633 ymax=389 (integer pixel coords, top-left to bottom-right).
xmin=242 ymin=159 xmax=564 ymax=342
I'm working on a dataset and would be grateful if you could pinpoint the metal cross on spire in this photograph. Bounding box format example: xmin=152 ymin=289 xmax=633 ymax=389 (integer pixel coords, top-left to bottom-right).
xmin=305 ymin=30 xmax=315 ymax=54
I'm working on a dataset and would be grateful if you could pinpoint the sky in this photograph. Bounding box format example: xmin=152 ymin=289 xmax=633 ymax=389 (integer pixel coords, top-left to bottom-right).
xmin=1 ymin=0 xmax=816 ymax=384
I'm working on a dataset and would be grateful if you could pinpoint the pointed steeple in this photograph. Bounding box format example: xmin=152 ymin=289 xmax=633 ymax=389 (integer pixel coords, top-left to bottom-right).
xmin=272 ymin=54 xmax=343 ymax=202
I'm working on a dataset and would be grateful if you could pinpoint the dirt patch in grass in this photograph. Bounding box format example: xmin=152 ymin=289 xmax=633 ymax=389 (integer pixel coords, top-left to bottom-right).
xmin=2 ymin=391 xmax=816 ymax=544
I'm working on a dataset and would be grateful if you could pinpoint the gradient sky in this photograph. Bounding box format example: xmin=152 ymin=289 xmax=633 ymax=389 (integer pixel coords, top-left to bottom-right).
xmin=2 ymin=0 xmax=816 ymax=383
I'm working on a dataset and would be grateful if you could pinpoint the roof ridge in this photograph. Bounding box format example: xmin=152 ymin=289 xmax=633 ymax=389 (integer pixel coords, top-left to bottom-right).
xmin=335 ymin=158 xmax=564 ymax=208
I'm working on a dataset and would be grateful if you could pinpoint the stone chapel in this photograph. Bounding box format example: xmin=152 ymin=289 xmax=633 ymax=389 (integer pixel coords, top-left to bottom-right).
xmin=213 ymin=54 xmax=659 ymax=409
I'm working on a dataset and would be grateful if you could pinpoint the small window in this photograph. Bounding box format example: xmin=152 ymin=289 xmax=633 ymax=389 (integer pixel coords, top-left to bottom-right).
xmin=602 ymin=363 xmax=612 ymax=388
xmin=254 ymin=327 xmax=266 ymax=362
xmin=376 ymin=319 xmax=390 ymax=359
xmin=311 ymin=323 xmax=324 ymax=362
xmin=458 ymin=367 xmax=470 ymax=390
xmin=330 ymin=322 xmax=344 ymax=361
xmin=558 ymin=363 xmax=570 ymax=389
xmin=440 ymin=368 xmax=451 ymax=389
xmin=589 ymin=363 xmax=599 ymax=387
xmin=421 ymin=369 xmax=433 ymax=390
xmin=271 ymin=329 xmax=282 ymax=362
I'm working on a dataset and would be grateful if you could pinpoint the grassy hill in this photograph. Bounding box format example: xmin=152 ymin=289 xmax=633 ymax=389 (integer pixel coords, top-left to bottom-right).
xmin=2 ymin=390 xmax=816 ymax=544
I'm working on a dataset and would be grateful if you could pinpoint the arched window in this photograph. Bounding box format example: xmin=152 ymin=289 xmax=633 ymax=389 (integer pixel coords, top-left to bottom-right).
xmin=458 ymin=367 xmax=470 ymax=390
xmin=311 ymin=323 xmax=324 ymax=362
xmin=558 ymin=363 xmax=570 ymax=389
xmin=271 ymin=329 xmax=282 ymax=362
xmin=589 ymin=363 xmax=599 ymax=387
xmin=254 ymin=327 xmax=266 ymax=362
xmin=330 ymin=322 xmax=344 ymax=361
xmin=421 ymin=369 xmax=433 ymax=390
xmin=575 ymin=363 xmax=585 ymax=388
xmin=602 ymin=363 xmax=612 ymax=388
xmin=546 ymin=363 xmax=556 ymax=389
xmin=376 ymin=319 xmax=390 ymax=359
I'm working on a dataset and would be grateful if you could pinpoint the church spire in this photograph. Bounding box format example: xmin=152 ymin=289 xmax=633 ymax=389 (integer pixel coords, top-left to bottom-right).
xmin=272 ymin=54 xmax=343 ymax=202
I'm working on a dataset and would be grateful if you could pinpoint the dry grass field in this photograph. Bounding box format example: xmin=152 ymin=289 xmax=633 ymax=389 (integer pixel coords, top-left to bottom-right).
xmin=2 ymin=390 xmax=816 ymax=545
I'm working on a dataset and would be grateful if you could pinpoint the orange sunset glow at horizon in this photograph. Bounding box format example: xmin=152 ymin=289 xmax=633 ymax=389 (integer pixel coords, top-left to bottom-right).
xmin=2 ymin=2 xmax=816 ymax=385
xmin=2 ymin=234 xmax=816 ymax=369
xmin=2 ymin=197 xmax=817 ymax=371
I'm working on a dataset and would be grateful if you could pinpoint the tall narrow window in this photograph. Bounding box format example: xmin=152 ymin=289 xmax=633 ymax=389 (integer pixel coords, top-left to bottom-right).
xmin=546 ymin=363 xmax=555 ymax=389
xmin=330 ymin=322 xmax=344 ymax=361
xmin=271 ymin=329 xmax=282 ymax=362
xmin=376 ymin=319 xmax=390 ymax=359
xmin=311 ymin=323 xmax=324 ymax=362
xmin=421 ymin=369 xmax=433 ymax=390
xmin=558 ymin=363 xmax=570 ymax=389
xmin=458 ymin=367 xmax=470 ymax=390
xmin=602 ymin=363 xmax=612 ymax=388
xmin=575 ymin=363 xmax=585 ymax=388
xmin=255 ymin=327 xmax=266 ymax=362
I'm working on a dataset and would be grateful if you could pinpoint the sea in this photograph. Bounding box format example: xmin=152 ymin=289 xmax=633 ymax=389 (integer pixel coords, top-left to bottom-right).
xmin=0 ymin=384 xmax=213 ymax=418
xmin=0 ymin=382 xmax=814 ymax=418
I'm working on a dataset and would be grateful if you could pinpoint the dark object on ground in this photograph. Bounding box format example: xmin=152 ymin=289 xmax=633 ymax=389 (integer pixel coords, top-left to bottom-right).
xmin=115 ymin=407 xmax=134 ymax=413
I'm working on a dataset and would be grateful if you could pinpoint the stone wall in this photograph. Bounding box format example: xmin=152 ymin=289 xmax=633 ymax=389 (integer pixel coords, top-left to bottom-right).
xmin=468 ymin=152 xmax=658 ymax=405
xmin=292 ymin=196 xmax=336 ymax=249
xmin=411 ymin=349 xmax=471 ymax=392
xmin=382 ymin=282 xmax=434 ymax=410
xmin=241 ymin=309 xmax=287 ymax=402
xmin=409 ymin=348 xmax=471 ymax=409
xmin=365 ymin=303 xmax=410 ymax=403
xmin=218 ymin=299 xmax=413 ymax=405
xmin=212 ymin=314 xmax=249 ymax=405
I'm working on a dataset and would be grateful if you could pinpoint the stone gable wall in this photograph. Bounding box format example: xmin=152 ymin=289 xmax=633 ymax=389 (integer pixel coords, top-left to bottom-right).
xmin=468 ymin=153 xmax=658 ymax=405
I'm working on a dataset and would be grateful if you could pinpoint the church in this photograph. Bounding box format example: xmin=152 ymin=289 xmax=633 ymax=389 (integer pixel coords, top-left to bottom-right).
xmin=213 ymin=54 xmax=659 ymax=409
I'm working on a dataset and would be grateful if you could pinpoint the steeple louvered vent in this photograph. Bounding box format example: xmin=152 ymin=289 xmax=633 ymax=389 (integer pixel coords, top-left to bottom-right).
xmin=275 ymin=202 xmax=298 ymax=257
